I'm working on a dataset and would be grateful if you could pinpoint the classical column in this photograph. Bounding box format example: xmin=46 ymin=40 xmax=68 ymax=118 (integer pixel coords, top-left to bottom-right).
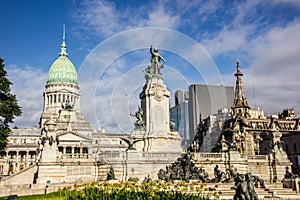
xmin=16 ymin=151 xmax=19 ymax=172
xmin=71 ymin=147 xmax=74 ymax=158
xmin=26 ymin=151 xmax=29 ymax=167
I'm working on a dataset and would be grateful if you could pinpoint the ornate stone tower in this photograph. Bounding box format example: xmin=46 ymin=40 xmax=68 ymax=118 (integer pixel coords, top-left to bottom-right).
xmin=220 ymin=61 xmax=254 ymax=155
xmin=232 ymin=61 xmax=250 ymax=118
xmin=230 ymin=61 xmax=253 ymax=155
xmin=131 ymin=47 xmax=182 ymax=152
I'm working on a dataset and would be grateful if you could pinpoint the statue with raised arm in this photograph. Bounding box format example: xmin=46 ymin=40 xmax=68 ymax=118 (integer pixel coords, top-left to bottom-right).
xmin=150 ymin=46 xmax=165 ymax=66
xmin=145 ymin=46 xmax=165 ymax=79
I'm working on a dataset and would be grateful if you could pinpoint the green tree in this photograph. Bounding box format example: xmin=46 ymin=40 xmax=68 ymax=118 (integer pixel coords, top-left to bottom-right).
xmin=0 ymin=57 xmax=22 ymax=152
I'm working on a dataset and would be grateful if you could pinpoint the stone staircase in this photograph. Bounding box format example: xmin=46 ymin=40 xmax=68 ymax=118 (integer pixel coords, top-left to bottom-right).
xmin=263 ymin=182 xmax=298 ymax=198
xmin=198 ymin=182 xmax=299 ymax=199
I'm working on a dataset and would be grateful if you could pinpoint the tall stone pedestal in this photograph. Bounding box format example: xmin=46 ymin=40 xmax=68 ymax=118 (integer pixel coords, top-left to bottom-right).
xmin=140 ymin=78 xmax=170 ymax=134
xmin=130 ymin=76 xmax=182 ymax=153
xmin=132 ymin=131 xmax=182 ymax=153
xmin=130 ymin=48 xmax=182 ymax=153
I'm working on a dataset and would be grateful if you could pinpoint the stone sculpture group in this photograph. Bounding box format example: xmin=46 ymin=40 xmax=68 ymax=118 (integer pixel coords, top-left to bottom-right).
xmin=157 ymin=152 xmax=267 ymax=199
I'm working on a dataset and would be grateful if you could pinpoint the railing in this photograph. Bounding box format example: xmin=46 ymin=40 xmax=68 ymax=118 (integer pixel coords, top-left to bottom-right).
xmin=62 ymin=153 xmax=90 ymax=159
xmin=142 ymin=152 xmax=180 ymax=161
xmin=247 ymin=155 xmax=268 ymax=160
xmin=101 ymin=151 xmax=122 ymax=158
xmin=7 ymin=143 xmax=38 ymax=148
xmin=99 ymin=151 xmax=268 ymax=163
xmin=100 ymin=151 xmax=181 ymax=161
xmin=194 ymin=153 xmax=223 ymax=159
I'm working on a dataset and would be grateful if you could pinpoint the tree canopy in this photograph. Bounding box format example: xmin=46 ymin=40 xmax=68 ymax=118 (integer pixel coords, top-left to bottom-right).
xmin=0 ymin=57 xmax=22 ymax=152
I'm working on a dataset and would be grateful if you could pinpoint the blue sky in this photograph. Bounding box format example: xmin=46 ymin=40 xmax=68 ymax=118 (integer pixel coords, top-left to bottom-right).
xmin=1 ymin=0 xmax=300 ymax=132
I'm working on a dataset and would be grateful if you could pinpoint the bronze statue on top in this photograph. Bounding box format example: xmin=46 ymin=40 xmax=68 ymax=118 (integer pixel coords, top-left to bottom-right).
xmin=143 ymin=46 xmax=166 ymax=81
xmin=150 ymin=46 xmax=165 ymax=66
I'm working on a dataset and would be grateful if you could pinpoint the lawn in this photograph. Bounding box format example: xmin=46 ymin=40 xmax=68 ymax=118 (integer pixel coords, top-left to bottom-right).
xmin=0 ymin=191 xmax=64 ymax=200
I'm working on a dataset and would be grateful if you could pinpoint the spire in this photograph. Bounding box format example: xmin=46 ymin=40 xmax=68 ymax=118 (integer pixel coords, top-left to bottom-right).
xmin=59 ymin=24 xmax=68 ymax=57
xmin=63 ymin=24 xmax=65 ymax=41
xmin=232 ymin=61 xmax=249 ymax=110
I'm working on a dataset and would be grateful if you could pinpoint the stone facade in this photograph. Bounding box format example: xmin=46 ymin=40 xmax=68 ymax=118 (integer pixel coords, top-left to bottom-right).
xmin=0 ymin=128 xmax=40 ymax=175
xmin=192 ymin=61 xmax=296 ymax=182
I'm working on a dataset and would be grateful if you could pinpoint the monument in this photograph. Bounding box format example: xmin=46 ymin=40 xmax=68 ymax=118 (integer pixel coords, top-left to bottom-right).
xmin=130 ymin=46 xmax=182 ymax=152
xmin=101 ymin=47 xmax=183 ymax=181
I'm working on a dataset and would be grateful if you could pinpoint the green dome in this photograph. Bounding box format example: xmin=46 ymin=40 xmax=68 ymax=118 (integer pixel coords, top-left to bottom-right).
xmin=47 ymin=40 xmax=78 ymax=85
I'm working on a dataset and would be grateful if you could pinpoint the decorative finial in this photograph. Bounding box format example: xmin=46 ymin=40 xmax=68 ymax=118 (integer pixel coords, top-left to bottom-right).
xmin=59 ymin=24 xmax=68 ymax=57
xmin=234 ymin=60 xmax=243 ymax=77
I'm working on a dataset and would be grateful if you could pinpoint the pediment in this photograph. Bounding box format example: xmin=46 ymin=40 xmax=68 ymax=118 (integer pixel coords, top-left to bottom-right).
xmin=58 ymin=132 xmax=90 ymax=142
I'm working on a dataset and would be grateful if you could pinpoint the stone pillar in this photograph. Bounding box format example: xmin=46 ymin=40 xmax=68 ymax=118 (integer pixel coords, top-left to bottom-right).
xmin=16 ymin=151 xmax=19 ymax=172
xmin=140 ymin=78 xmax=171 ymax=134
xmin=3 ymin=153 xmax=9 ymax=174
xmin=71 ymin=147 xmax=74 ymax=158
xmin=26 ymin=151 xmax=29 ymax=167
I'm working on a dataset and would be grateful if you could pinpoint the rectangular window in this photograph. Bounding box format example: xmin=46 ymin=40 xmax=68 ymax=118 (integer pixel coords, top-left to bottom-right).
xmin=293 ymin=143 xmax=297 ymax=152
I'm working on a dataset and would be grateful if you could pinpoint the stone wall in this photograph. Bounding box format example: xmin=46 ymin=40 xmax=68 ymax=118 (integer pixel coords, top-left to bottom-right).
xmin=0 ymin=164 xmax=37 ymax=186
xmin=102 ymin=151 xmax=181 ymax=181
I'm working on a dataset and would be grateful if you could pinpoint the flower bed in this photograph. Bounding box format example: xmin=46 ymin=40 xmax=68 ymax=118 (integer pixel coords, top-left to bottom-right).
xmin=63 ymin=180 xmax=216 ymax=200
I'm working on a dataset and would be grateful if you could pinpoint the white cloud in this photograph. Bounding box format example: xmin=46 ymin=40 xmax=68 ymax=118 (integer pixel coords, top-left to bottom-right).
xmin=143 ymin=6 xmax=180 ymax=28
xmin=221 ymin=21 xmax=300 ymax=117
xmin=202 ymin=28 xmax=248 ymax=58
xmin=73 ymin=0 xmax=180 ymax=38
xmin=7 ymin=65 xmax=47 ymax=128
xmin=73 ymin=0 xmax=118 ymax=37
xmin=243 ymin=21 xmax=300 ymax=116
xmin=273 ymin=0 xmax=300 ymax=9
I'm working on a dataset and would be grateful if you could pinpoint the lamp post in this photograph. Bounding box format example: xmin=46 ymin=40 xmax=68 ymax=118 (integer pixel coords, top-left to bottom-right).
xmin=97 ymin=127 xmax=101 ymax=154
xmin=79 ymin=140 xmax=83 ymax=158
xmin=237 ymin=130 xmax=245 ymax=154
xmin=97 ymin=127 xmax=105 ymax=158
